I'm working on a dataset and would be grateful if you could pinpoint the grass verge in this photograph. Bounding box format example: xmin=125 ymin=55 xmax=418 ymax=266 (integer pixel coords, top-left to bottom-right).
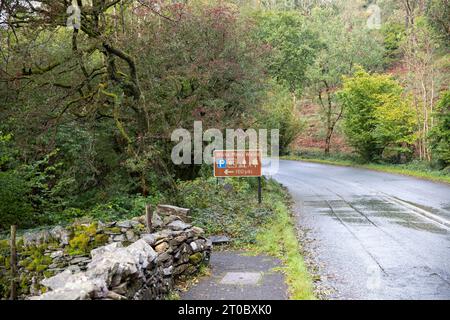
xmin=282 ymin=155 xmax=450 ymax=185
xmin=253 ymin=188 xmax=315 ymax=300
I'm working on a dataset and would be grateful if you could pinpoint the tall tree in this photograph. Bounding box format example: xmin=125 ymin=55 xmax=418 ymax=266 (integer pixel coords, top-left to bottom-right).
xmin=0 ymin=1 xmax=269 ymax=201
xmin=429 ymin=91 xmax=450 ymax=168
xmin=254 ymin=10 xmax=321 ymax=108
xmin=425 ymin=0 xmax=450 ymax=46
xmin=338 ymin=68 xmax=417 ymax=162
xmin=305 ymin=6 xmax=384 ymax=154
xmin=402 ymin=14 xmax=444 ymax=161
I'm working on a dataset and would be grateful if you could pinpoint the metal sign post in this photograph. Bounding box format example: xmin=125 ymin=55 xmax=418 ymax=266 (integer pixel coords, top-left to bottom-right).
xmin=258 ymin=176 xmax=262 ymax=204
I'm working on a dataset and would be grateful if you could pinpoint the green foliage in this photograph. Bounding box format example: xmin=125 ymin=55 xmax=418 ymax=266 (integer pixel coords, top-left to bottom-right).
xmin=68 ymin=232 xmax=91 ymax=256
xmin=67 ymin=223 xmax=110 ymax=255
xmin=257 ymin=83 xmax=304 ymax=154
xmin=307 ymin=6 xmax=385 ymax=80
xmin=177 ymin=177 xmax=276 ymax=244
xmin=88 ymin=194 xmax=163 ymax=222
xmin=53 ymin=193 xmax=163 ymax=225
xmin=0 ymin=171 xmax=35 ymax=230
xmin=372 ymin=92 xmax=417 ymax=160
xmin=0 ymin=133 xmax=38 ymax=229
xmin=304 ymin=6 xmax=385 ymax=152
xmin=1 ymin=1 xmax=446 ymax=239
xmin=254 ymin=10 xmax=321 ymax=95
xmin=1 ymin=2 xmax=273 ymax=218
xmin=23 ymin=253 xmax=52 ymax=273
xmin=0 ymin=132 xmax=14 ymax=169
xmin=381 ymin=22 xmax=406 ymax=66
xmin=254 ymin=191 xmax=315 ymax=300
xmin=338 ymin=68 xmax=417 ymax=162
xmin=429 ymin=91 xmax=450 ymax=168
xmin=136 ymin=2 xmax=268 ymax=131
xmin=426 ymin=0 xmax=450 ymax=47
xmin=53 ymin=123 xmax=126 ymax=208
xmin=22 ymin=149 xmax=71 ymax=215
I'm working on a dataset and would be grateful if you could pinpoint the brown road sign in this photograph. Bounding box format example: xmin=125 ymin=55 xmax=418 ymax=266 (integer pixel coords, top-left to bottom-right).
xmin=213 ymin=150 xmax=262 ymax=177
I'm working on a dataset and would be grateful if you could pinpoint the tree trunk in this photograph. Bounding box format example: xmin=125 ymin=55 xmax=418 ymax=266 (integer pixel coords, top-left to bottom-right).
xmin=325 ymin=132 xmax=331 ymax=155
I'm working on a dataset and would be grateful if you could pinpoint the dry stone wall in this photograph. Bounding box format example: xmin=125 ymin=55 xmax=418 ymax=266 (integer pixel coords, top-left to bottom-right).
xmin=0 ymin=205 xmax=211 ymax=300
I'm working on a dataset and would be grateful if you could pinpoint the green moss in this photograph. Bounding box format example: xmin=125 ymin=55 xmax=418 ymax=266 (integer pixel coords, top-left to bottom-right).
xmin=35 ymin=264 xmax=48 ymax=272
xmin=0 ymin=238 xmax=59 ymax=298
xmin=72 ymin=222 xmax=98 ymax=236
xmin=134 ymin=224 xmax=146 ymax=232
xmin=43 ymin=270 xmax=54 ymax=278
xmin=26 ymin=256 xmax=51 ymax=272
xmin=0 ymin=275 xmax=10 ymax=298
xmin=17 ymin=238 xmax=24 ymax=247
xmin=85 ymin=223 xmax=98 ymax=237
xmin=105 ymin=226 xmax=121 ymax=234
xmin=19 ymin=276 xmax=29 ymax=291
xmin=0 ymin=239 xmax=8 ymax=249
xmin=68 ymin=233 xmax=90 ymax=256
xmin=189 ymin=253 xmax=203 ymax=265
xmin=20 ymin=244 xmax=52 ymax=272
xmin=18 ymin=259 xmax=29 ymax=267
xmin=166 ymin=291 xmax=180 ymax=300
xmin=93 ymin=234 xmax=109 ymax=247
xmin=67 ymin=222 xmax=101 ymax=256
xmin=4 ymin=256 xmax=10 ymax=269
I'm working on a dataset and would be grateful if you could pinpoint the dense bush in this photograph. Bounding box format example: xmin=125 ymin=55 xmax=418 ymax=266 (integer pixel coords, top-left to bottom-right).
xmin=0 ymin=133 xmax=37 ymax=229
xmin=338 ymin=68 xmax=417 ymax=163
xmin=381 ymin=22 xmax=406 ymax=67
xmin=177 ymin=177 xmax=285 ymax=244
xmin=54 ymin=193 xmax=166 ymax=225
xmin=257 ymin=83 xmax=304 ymax=155
xmin=0 ymin=171 xmax=35 ymax=230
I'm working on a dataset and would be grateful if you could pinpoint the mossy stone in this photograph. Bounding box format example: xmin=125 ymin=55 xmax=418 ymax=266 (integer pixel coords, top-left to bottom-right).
xmin=105 ymin=227 xmax=121 ymax=234
xmin=68 ymin=232 xmax=90 ymax=256
xmin=189 ymin=252 xmax=203 ymax=265
xmin=93 ymin=234 xmax=109 ymax=247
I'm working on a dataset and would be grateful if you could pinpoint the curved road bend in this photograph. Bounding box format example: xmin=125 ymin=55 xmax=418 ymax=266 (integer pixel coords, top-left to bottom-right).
xmin=269 ymin=160 xmax=450 ymax=300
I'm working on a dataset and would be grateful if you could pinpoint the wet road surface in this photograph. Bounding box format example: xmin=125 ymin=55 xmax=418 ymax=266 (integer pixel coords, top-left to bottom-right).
xmin=269 ymin=160 xmax=450 ymax=300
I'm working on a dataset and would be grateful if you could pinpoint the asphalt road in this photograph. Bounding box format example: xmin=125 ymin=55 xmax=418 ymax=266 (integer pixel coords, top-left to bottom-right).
xmin=269 ymin=160 xmax=450 ymax=300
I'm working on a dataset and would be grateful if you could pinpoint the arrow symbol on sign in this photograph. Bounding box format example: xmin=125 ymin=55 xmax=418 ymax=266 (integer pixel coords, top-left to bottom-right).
xmin=224 ymin=170 xmax=233 ymax=175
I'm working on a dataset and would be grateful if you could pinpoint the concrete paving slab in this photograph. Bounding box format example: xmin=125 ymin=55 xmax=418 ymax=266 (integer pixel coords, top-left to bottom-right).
xmin=180 ymin=251 xmax=288 ymax=300
xmin=220 ymin=272 xmax=262 ymax=285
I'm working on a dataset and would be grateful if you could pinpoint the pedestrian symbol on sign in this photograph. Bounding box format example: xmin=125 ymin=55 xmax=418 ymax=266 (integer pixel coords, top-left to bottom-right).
xmin=217 ymin=159 xmax=227 ymax=169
